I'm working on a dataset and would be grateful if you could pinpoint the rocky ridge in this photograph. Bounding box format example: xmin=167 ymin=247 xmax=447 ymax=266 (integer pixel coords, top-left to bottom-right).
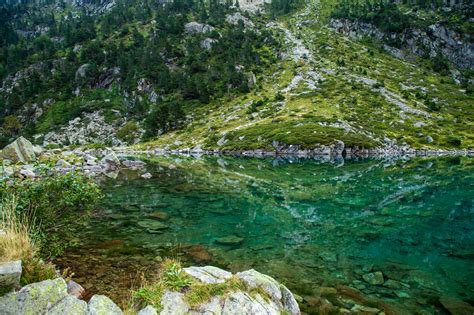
xmin=329 ymin=18 xmax=474 ymax=71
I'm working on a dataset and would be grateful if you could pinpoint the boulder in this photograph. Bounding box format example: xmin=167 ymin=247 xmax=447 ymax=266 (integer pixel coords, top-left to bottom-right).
xmin=141 ymin=172 xmax=152 ymax=179
xmin=222 ymin=291 xmax=279 ymax=315
xmin=87 ymin=294 xmax=123 ymax=315
xmin=0 ymin=278 xmax=68 ymax=314
xmin=0 ymin=260 xmax=22 ymax=293
xmin=138 ymin=305 xmax=158 ymax=315
xmin=19 ymin=169 xmax=35 ymax=178
xmin=225 ymin=12 xmax=254 ymax=28
xmin=200 ymin=38 xmax=217 ymax=50
xmin=67 ymin=280 xmax=85 ymax=299
xmin=183 ymin=266 xmax=232 ymax=284
xmin=236 ymin=269 xmax=282 ymax=301
xmin=48 ymin=295 xmax=87 ymax=315
xmin=362 ymin=272 xmax=384 ymax=285
xmin=0 ymin=137 xmax=36 ymax=163
xmin=281 ymin=284 xmax=300 ymax=315
xmin=56 ymin=159 xmax=71 ymax=168
xmin=101 ymin=151 xmax=121 ymax=170
xmin=184 ymin=22 xmax=214 ymax=34
xmin=160 ymin=291 xmax=189 ymax=315
xmin=192 ymin=296 xmax=223 ymax=314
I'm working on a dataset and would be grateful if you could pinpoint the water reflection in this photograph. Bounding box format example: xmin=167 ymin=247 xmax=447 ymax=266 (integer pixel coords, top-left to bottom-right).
xmin=56 ymin=155 xmax=474 ymax=313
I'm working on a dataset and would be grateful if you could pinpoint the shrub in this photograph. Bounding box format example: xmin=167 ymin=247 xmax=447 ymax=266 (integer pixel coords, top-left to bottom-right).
xmin=1 ymin=171 xmax=102 ymax=258
xmin=2 ymin=171 xmax=102 ymax=226
xmin=0 ymin=195 xmax=58 ymax=286
xmin=117 ymin=121 xmax=139 ymax=143
xmin=446 ymin=136 xmax=462 ymax=147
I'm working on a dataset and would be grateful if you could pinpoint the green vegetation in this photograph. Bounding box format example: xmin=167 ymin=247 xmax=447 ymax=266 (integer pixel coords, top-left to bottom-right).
xmin=1 ymin=169 xmax=102 ymax=259
xmin=133 ymin=259 xmax=267 ymax=311
xmin=0 ymin=0 xmax=278 ymax=140
xmin=0 ymin=195 xmax=57 ymax=288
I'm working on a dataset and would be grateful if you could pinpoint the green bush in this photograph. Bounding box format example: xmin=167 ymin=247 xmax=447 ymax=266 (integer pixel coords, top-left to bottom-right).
xmin=117 ymin=121 xmax=139 ymax=143
xmin=2 ymin=171 xmax=102 ymax=225
xmin=1 ymin=171 xmax=102 ymax=257
xmin=446 ymin=136 xmax=462 ymax=147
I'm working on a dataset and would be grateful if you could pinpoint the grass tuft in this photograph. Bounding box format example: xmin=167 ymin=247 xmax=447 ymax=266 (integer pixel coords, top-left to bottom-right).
xmin=0 ymin=195 xmax=36 ymax=263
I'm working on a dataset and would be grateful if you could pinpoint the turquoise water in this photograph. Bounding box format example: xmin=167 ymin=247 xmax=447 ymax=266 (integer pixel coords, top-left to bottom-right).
xmin=57 ymin=155 xmax=474 ymax=312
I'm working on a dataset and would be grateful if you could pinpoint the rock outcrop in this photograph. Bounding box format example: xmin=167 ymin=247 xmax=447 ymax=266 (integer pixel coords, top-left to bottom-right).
xmin=0 ymin=267 xmax=301 ymax=315
xmin=184 ymin=22 xmax=214 ymax=34
xmin=329 ymin=18 xmax=474 ymax=70
xmin=0 ymin=278 xmax=122 ymax=315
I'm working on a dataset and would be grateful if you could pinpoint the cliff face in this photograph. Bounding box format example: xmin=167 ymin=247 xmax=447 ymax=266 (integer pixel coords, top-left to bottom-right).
xmin=330 ymin=18 xmax=474 ymax=70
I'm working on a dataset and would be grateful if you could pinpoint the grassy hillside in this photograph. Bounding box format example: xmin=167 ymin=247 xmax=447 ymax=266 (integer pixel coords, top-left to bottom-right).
xmin=139 ymin=4 xmax=473 ymax=151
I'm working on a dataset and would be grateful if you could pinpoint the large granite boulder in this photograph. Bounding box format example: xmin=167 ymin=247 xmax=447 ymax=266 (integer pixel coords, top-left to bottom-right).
xmin=0 ymin=278 xmax=68 ymax=314
xmin=0 ymin=278 xmax=122 ymax=315
xmin=87 ymin=294 xmax=123 ymax=315
xmin=170 ymin=266 xmax=301 ymax=315
xmin=0 ymin=137 xmax=37 ymax=163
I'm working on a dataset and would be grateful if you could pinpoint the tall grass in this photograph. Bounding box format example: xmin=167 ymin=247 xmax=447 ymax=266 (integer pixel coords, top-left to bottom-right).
xmin=0 ymin=195 xmax=36 ymax=263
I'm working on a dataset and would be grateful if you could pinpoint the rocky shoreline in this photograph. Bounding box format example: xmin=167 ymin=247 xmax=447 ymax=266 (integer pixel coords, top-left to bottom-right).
xmin=1 ymin=137 xmax=472 ymax=182
xmin=0 ymin=263 xmax=301 ymax=315
xmin=120 ymin=140 xmax=473 ymax=159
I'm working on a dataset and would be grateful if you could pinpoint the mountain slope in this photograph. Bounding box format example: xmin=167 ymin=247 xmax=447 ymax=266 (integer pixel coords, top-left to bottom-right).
xmin=139 ymin=4 xmax=473 ymax=152
xmin=0 ymin=0 xmax=472 ymax=153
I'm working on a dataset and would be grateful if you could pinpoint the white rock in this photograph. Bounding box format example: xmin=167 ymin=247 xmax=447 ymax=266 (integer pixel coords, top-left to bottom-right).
xmin=236 ymin=269 xmax=282 ymax=301
xmin=87 ymin=295 xmax=123 ymax=315
xmin=160 ymin=291 xmax=189 ymax=315
xmin=141 ymin=172 xmax=152 ymax=179
xmin=183 ymin=266 xmax=232 ymax=284
xmin=0 ymin=260 xmax=22 ymax=291
xmin=138 ymin=305 xmax=157 ymax=315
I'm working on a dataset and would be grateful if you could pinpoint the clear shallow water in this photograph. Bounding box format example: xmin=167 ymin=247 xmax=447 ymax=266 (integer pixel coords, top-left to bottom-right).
xmin=56 ymin=155 xmax=474 ymax=312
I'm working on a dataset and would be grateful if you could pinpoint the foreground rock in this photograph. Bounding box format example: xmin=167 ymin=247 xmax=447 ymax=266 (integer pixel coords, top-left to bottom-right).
xmin=0 ymin=278 xmax=121 ymax=315
xmin=177 ymin=266 xmax=300 ymax=315
xmin=0 ymin=267 xmax=300 ymax=315
xmin=0 ymin=137 xmax=37 ymax=163
xmin=0 ymin=260 xmax=22 ymax=292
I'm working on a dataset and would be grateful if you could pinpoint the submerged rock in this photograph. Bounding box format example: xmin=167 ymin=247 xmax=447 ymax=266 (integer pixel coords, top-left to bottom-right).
xmin=362 ymin=271 xmax=384 ymax=285
xmin=137 ymin=219 xmax=169 ymax=233
xmin=439 ymin=296 xmax=474 ymax=315
xmin=186 ymin=245 xmax=212 ymax=263
xmin=149 ymin=211 xmax=169 ymax=221
xmin=215 ymin=235 xmax=244 ymax=246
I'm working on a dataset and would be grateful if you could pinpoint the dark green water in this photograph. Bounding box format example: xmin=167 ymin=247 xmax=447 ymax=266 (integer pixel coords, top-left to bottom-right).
xmin=57 ymin=155 xmax=474 ymax=312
